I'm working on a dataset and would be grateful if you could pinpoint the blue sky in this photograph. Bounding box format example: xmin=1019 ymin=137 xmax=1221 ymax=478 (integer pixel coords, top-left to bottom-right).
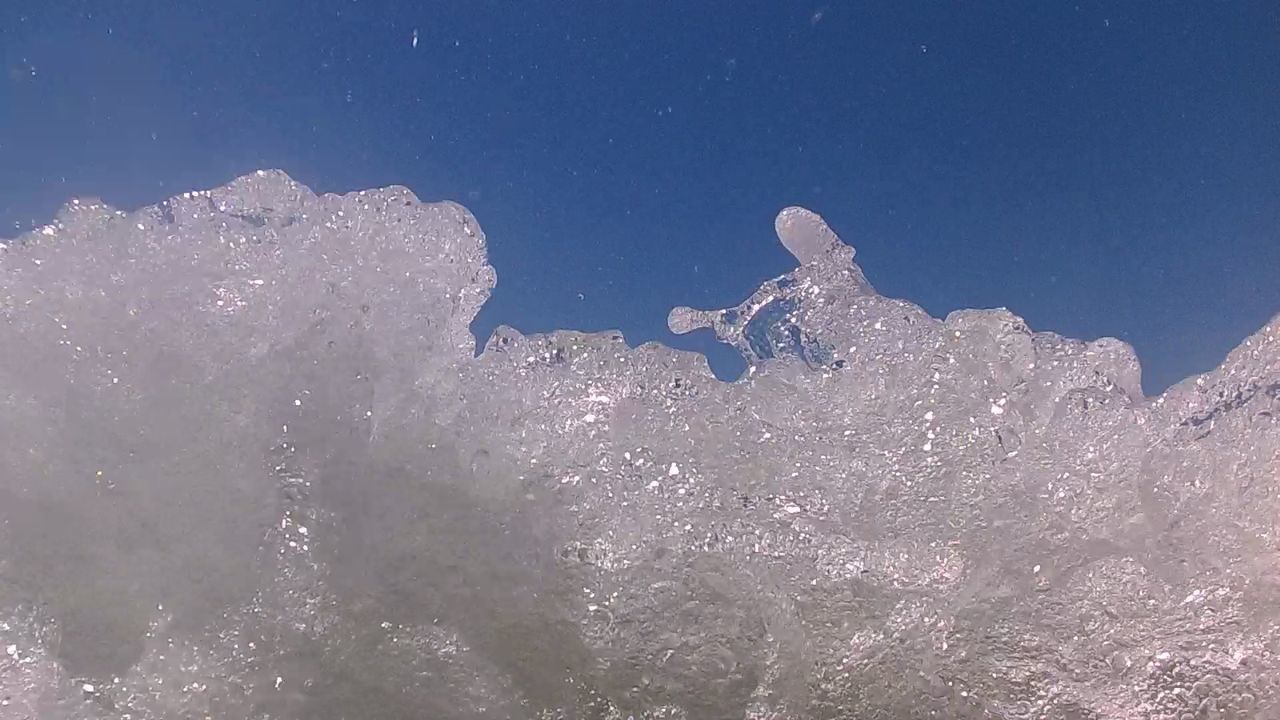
xmin=2 ymin=1 xmax=1277 ymax=393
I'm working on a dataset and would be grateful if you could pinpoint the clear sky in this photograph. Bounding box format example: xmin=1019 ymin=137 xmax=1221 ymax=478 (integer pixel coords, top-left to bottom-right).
xmin=2 ymin=1 xmax=1277 ymax=394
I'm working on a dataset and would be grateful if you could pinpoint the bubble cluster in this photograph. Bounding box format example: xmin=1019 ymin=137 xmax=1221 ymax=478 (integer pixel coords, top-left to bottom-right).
xmin=2 ymin=172 xmax=1278 ymax=718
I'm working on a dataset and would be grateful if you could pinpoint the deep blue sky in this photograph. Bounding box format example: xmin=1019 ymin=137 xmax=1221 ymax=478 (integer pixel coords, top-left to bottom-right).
xmin=2 ymin=1 xmax=1277 ymax=394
